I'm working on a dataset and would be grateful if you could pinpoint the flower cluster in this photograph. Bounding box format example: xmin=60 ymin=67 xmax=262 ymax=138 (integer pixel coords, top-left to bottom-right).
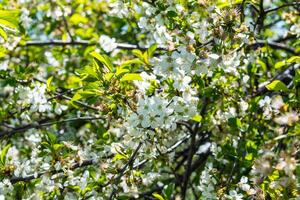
xmin=0 ymin=0 xmax=299 ymax=199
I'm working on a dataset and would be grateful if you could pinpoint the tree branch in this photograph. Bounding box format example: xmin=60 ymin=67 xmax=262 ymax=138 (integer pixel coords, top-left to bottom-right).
xmin=0 ymin=116 xmax=105 ymax=138
xmin=181 ymin=130 xmax=196 ymax=199
xmin=25 ymin=40 xmax=166 ymax=51
xmin=253 ymin=64 xmax=299 ymax=97
xmin=10 ymin=159 xmax=94 ymax=184
xmin=109 ymin=142 xmax=143 ymax=200
xmin=249 ymin=40 xmax=298 ymax=55
xmin=265 ymin=2 xmax=300 ymax=13
xmin=133 ymin=134 xmax=190 ymax=170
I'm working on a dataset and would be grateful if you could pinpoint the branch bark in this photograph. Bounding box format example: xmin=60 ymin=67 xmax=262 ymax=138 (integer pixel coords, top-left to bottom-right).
xmin=265 ymin=2 xmax=300 ymax=13
xmin=0 ymin=116 xmax=105 ymax=138
xmin=253 ymin=64 xmax=299 ymax=97
xmin=249 ymin=40 xmax=298 ymax=55
xmin=25 ymin=40 xmax=166 ymax=51
xmin=109 ymin=142 xmax=143 ymax=200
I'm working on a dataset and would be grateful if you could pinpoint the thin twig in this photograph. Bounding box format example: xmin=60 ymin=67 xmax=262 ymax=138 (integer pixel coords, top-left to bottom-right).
xmin=252 ymin=64 xmax=299 ymax=97
xmin=249 ymin=40 xmax=298 ymax=55
xmin=0 ymin=116 xmax=104 ymax=138
xmin=25 ymin=40 xmax=166 ymax=51
xmin=109 ymin=142 xmax=143 ymax=200
xmin=181 ymin=131 xmax=196 ymax=199
xmin=133 ymin=134 xmax=190 ymax=170
xmin=265 ymin=2 xmax=300 ymax=13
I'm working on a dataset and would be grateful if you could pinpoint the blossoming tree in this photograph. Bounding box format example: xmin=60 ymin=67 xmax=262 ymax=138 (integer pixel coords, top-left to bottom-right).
xmin=0 ymin=0 xmax=299 ymax=199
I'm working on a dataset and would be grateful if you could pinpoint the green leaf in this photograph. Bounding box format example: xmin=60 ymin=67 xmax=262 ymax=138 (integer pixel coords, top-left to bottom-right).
xmin=143 ymin=51 xmax=149 ymax=65
xmin=116 ymin=67 xmax=130 ymax=77
xmin=163 ymin=184 xmax=175 ymax=199
xmin=132 ymin=49 xmax=144 ymax=61
xmin=274 ymin=60 xmax=286 ymax=69
xmin=46 ymin=132 xmax=57 ymax=144
xmin=120 ymin=73 xmax=142 ymax=82
xmin=112 ymin=153 xmax=127 ymax=162
xmin=90 ymin=51 xmax=113 ymax=72
xmin=104 ymin=72 xmax=114 ymax=81
xmin=70 ymin=91 xmax=82 ymax=108
xmin=0 ymin=27 xmax=7 ymax=41
xmin=257 ymin=59 xmax=267 ymax=72
xmin=53 ymin=144 xmax=64 ymax=151
xmin=0 ymin=10 xmax=20 ymax=30
xmin=294 ymin=69 xmax=300 ymax=83
xmin=69 ymin=13 xmax=89 ymax=25
xmin=287 ymin=56 xmax=300 ymax=63
xmin=119 ymin=59 xmax=144 ymax=69
xmin=266 ymin=80 xmax=289 ymax=92
xmin=46 ymin=76 xmax=53 ymax=91
xmin=152 ymin=193 xmax=165 ymax=200
xmin=228 ymin=117 xmax=242 ymax=128
xmin=245 ymin=153 xmax=253 ymax=161
xmin=0 ymin=144 xmax=11 ymax=165
xmin=147 ymin=43 xmax=157 ymax=58
xmin=167 ymin=10 xmax=177 ymax=17
xmin=192 ymin=115 xmax=202 ymax=122
xmin=217 ymin=0 xmax=242 ymax=8
xmin=0 ymin=46 xmax=6 ymax=58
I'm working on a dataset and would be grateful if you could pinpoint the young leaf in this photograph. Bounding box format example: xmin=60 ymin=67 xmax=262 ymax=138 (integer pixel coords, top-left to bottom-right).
xmin=0 ymin=10 xmax=20 ymax=30
xmin=293 ymin=69 xmax=300 ymax=83
xmin=132 ymin=49 xmax=144 ymax=61
xmin=119 ymin=59 xmax=144 ymax=69
xmin=147 ymin=43 xmax=157 ymax=58
xmin=287 ymin=56 xmax=300 ymax=63
xmin=0 ymin=27 xmax=7 ymax=41
xmin=0 ymin=144 xmax=11 ymax=165
xmin=143 ymin=51 xmax=149 ymax=65
xmin=274 ymin=60 xmax=286 ymax=69
xmin=46 ymin=76 xmax=53 ymax=91
xmin=120 ymin=73 xmax=142 ymax=82
xmin=192 ymin=115 xmax=202 ymax=122
xmin=90 ymin=51 xmax=113 ymax=72
xmin=228 ymin=117 xmax=242 ymax=128
xmin=163 ymin=183 xmax=175 ymax=199
xmin=152 ymin=193 xmax=165 ymax=200
xmin=266 ymin=80 xmax=289 ymax=92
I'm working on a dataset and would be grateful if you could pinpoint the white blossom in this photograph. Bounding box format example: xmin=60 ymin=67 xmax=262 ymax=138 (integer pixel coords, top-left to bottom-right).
xmin=99 ymin=35 xmax=118 ymax=52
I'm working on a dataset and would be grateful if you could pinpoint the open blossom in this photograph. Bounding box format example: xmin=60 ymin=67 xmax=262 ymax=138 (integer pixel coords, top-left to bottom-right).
xmin=17 ymin=83 xmax=51 ymax=113
xmin=271 ymin=95 xmax=285 ymax=110
xmin=276 ymin=157 xmax=297 ymax=176
xmin=0 ymin=0 xmax=298 ymax=199
xmin=258 ymin=96 xmax=271 ymax=107
xmin=0 ymin=60 xmax=9 ymax=71
xmin=98 ymin=35 xmax=118 ymax=52
xmin=226 ymin=190 xmax=244 ymax=200
xmin=239 ymin=180 xmax=256 ymax=196
xmin=173 ymin=75 xmax=191 ymax=91
xmin=274 ymin=111 xmax=299 ymax=125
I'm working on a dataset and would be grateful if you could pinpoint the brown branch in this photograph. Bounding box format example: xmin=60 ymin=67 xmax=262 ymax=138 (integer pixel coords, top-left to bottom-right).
xmin=10 ymin=159 xmax=94 ymax=184
xmin=249 ymin=40 xmax=298 ymax=55
xmin=11 ymin=135 xmax=188 ymax=186
xmin=109 ymin=142 xmax=143 ymax=200
xmin=25 ymin=40 xmax=93 ymax=46
xmin=265 ymin=2 xmax=300 ymax=13
xmin=0 ymin=116 xmax=105 ymax=138
xmin=133 ymin=134 xmax=190 ymax=170
xmin=253 ymin=0 xmax=265 ymax=32
xmin=274 ymin=34 xmax=297 ymax=43
xmin=25 ymin=40 xmax=166 ymax=51
xmin=181 ymin=131 xmax=196 ymax=199
xmin=252 ymin=64 xmax=299 ymax=97
xmin=10 ymin=152 xmax=114 ymax=185
xmin=61 ymin=11 xmax=73 ymax=41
